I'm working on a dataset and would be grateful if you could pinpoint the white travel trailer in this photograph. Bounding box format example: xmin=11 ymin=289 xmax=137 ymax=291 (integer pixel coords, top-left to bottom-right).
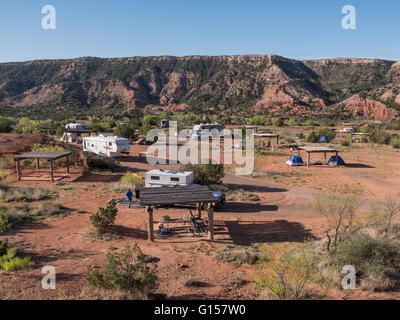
xmin=145 ymin=169 xmax=193 ymax=188
xmin=83 ymin=134 xmax=130 ymax=157
xmin=192 ymin=123 xmax=224 ymax=140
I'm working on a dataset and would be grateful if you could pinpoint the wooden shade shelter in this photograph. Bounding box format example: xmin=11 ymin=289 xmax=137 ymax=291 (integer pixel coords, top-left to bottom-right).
xmin=13 ymin=152 xmax=72 ymax=182
xmin=298 ymin=146 xmax=340 ymax=167
xmin=253 ymin=133 xmax=280 ymax=145
xmin=139 ymin=185 xmax=217 ymax=242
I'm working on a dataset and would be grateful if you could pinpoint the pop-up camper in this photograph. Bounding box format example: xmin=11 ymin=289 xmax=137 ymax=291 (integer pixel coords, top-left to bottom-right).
xmin=83 ymin=135 xmax=130 ymax=157
xmin=145 ymin=169 xmax=193 ymax=187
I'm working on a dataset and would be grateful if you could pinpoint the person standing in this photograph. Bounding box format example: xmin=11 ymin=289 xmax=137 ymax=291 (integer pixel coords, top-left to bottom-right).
xmin=126 ymin=188 xmax=133 ymax=208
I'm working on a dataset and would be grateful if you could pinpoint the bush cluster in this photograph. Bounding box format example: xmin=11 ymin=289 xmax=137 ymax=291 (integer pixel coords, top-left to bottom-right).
xmin=87 ymin=244 xmax=158 ymax=298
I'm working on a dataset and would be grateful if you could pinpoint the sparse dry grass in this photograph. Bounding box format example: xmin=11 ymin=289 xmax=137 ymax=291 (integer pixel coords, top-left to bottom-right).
xmin=0 ymin=184 xmax=57 ymax=203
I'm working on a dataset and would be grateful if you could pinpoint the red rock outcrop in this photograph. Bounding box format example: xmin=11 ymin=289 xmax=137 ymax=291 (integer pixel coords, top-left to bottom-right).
xmin=338 ymin=94 xmax=399 ymax=120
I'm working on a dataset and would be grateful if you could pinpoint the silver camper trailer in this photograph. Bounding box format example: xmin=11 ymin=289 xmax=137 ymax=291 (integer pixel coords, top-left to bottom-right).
xmin=145 ymin=169 xmax=193 ymax=188
xmin=83 ymin=134 xmax=130 ymax=157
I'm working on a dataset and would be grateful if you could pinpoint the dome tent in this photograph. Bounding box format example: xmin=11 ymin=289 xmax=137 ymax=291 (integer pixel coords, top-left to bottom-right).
xmin=319 ymin=136 xmax=330 ymax=143
xmin=286 ymin=156 xmax=305 ymax=166
xmin=328 ymin=155 xmax=345 ymax=166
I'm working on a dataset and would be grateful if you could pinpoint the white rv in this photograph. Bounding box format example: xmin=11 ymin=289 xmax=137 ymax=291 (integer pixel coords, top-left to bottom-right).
xmin=83 ymin=135 xmax=130 ymax=157
xmin=192 ymin=123 xmax=224 ymax=140
xmin=143 ymin=169 xmax=225 ymax=209
xmin=145 ymin=169 xmax=193 ymax=188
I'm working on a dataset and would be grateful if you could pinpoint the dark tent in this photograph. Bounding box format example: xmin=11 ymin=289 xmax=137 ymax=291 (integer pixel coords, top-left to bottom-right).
xmin=328 ymin=155 xmax=345 ymax=166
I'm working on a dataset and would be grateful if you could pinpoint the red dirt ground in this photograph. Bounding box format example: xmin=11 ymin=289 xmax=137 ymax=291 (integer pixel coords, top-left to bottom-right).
xmin=1 ymin=137 xmax=400 ymax=300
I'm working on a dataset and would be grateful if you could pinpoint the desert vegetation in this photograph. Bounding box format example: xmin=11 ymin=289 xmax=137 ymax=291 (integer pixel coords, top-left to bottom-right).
xmin=86 ymin=244 xmax=158 ymax=299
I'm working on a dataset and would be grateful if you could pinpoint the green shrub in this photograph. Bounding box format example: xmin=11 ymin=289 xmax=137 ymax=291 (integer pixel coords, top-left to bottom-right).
xmin=0 ymin=215 xmax=12 ymax=233
xmin=306 ymin=132 xmax=318 ymax=143
xmin=250 ymin=115 xmax=270 ymax=126
xmin=255 ymin=245 xmax=320 ymax=300
xmin=180 ymin=163 xmax=224 ymax=185
xmin=286 ymin=118 xmax=298 ymax=127
xmin=216 ymin=244 xmax=261 ymax=265
xmin=342 ymin=140 xmax=350 ymax=147
xmin=391 ymin=137 xmax=400 ymax=149
xmin=87 ymin=244 xmax=158 ymax=298
xmin=303 ymin=119 xmax=317 ymax=126
xmin=369 ymin=130 xmax=391 ymax=145
xmin=273 ymin=118 xmax=284 ymax=127
xmin=0 ymin=240 xmax=35 ymax=271
xmin=90 ymin=201 xmax=118 ymax=234
xmin=333 ymin=234 xmax=400 ymax=291
xmin=297 ymin=132 xmax=304 ymax=140
xmin=82 ymin=151 xmax=119 ymax=170
xmin=0 ymin=238 xmax=9 ymax=256
xmin=0 ymin=117 xmax=12 ymax=133
xmin=317 ymin=127 xmax=336 ymax=140
xmin=121 ymin=171 xmax=144 ymax=186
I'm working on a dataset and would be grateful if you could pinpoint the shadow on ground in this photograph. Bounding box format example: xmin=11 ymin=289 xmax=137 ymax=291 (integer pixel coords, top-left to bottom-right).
xmin=72 ymin=173 xmax=123 ymax=183
xmin=221 ymin=219 xmax=315 ymax=245
xmin=221 ymin=202 xmax=279 ymax=213
xmin=345 ymin=163 xmax=375 ymax=169
xmin=225 ymin=183 xmax=287 ymax=193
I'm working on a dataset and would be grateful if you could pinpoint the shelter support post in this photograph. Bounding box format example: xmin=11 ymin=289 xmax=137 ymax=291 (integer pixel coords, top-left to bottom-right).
xmin=324 ymin=152 xmax=327 ymax=162
xmin=147 ymin=206 xmax=154 ymax=242
xmin=49 ymin=160 xmax=54 ymax=182
xmin=66 ymin=156 xmax=70 ymax=174
xmin=277 ymin=135 xmax=279 ymax=145
xmin=36 ymin=158 xmax=40 ymax=172
xmin=207 ymin=204 xmax=214 ymax=240
xmin=196 ymin=202 xmax=202 ymax=219
xmin=307 ymin=152 xmax=310 ymax=167
xmin=16 ymin=160 xmax=21 ymax=181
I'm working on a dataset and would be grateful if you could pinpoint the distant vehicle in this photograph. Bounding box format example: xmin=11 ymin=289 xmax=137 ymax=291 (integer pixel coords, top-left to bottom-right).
xmin=192 ymin=123 xmax=225 ymax=140
xmin=83 ymin=134 xmax=130 ymax=157
xmin=342 ymin=128 xmax=354 ymax=133
xmin=144 ymin=169 xmax=225 ymax=210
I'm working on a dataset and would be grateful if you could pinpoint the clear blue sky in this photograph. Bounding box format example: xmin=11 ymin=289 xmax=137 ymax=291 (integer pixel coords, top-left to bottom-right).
xmin=0 ymin=0 xmax=399 ymax=62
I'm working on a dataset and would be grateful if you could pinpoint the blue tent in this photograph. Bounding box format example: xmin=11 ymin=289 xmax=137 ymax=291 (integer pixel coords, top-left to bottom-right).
xmin=328 ymin=155 xmax=345 ymax=166
xmin=319 ymin=136 xmax=330 ymax=143
xmin=286 ymin=156 xmax=305 ymax=166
